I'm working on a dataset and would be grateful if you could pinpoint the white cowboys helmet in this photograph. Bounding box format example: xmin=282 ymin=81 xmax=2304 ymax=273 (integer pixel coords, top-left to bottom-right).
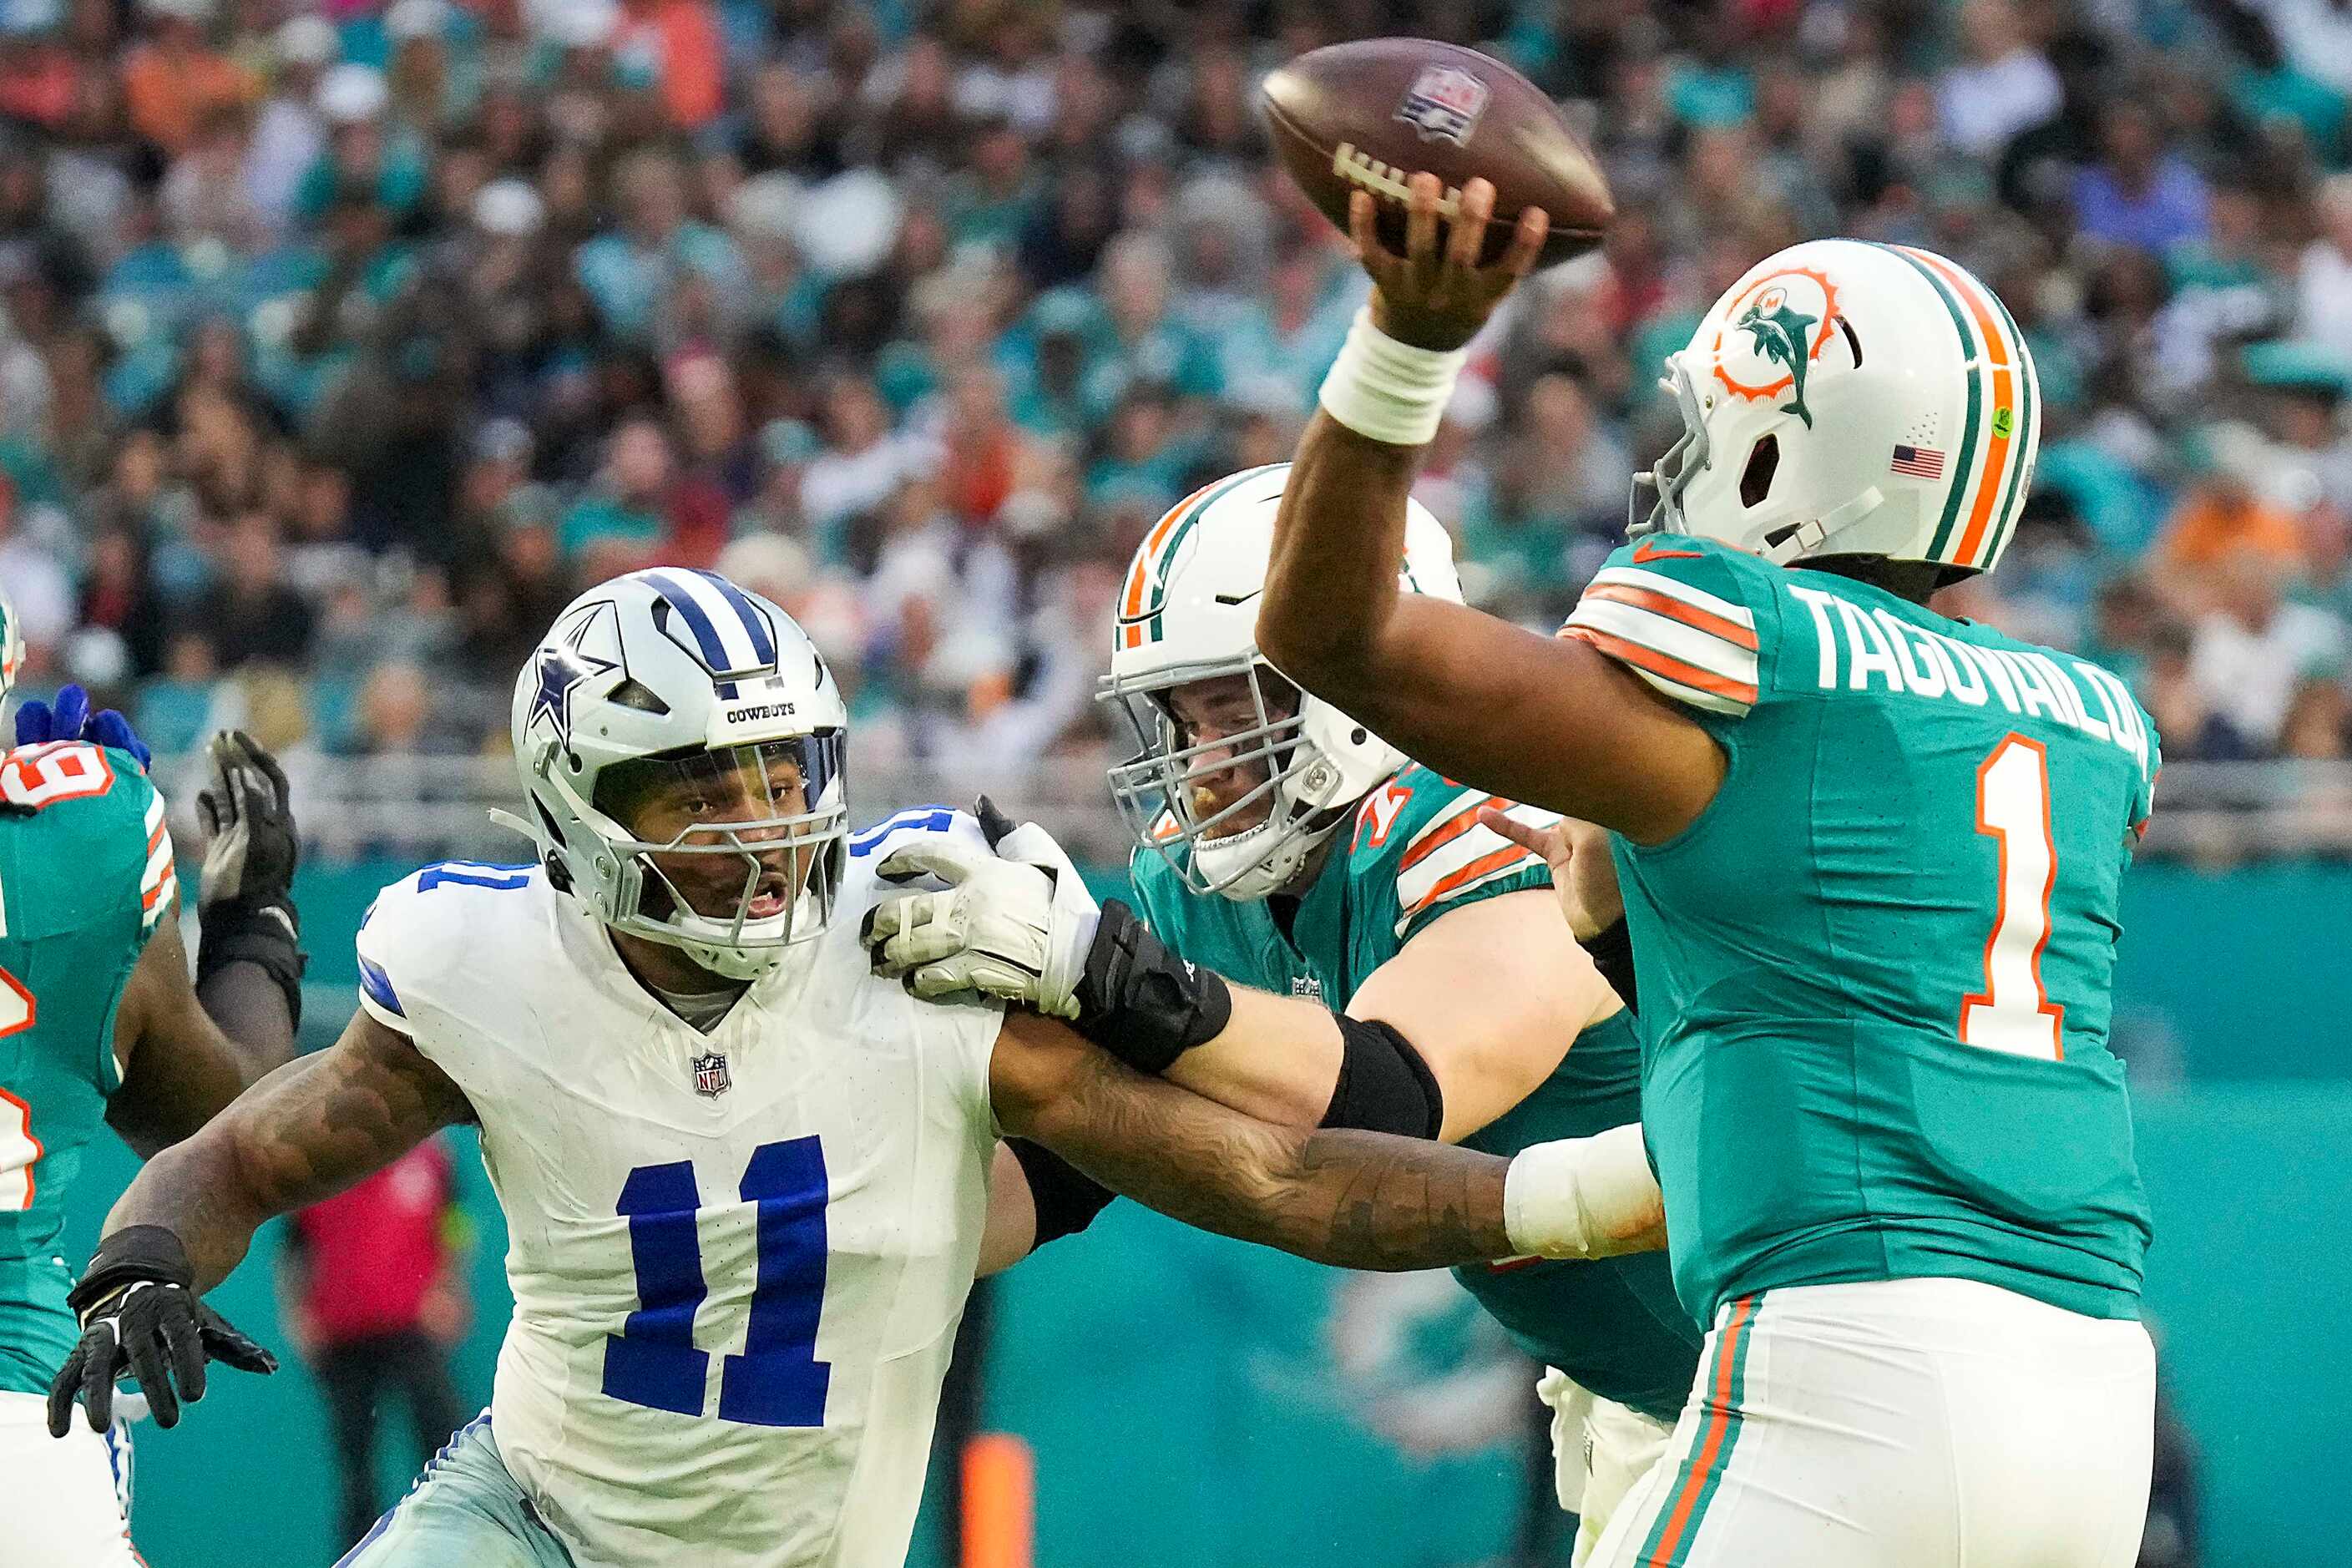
xmin=1102 ymin=463 xmax=1464 ymax=901
xmin=503 ymin=568 xmax=849 ymax=979
xmin=1634 ymin=238 xmax=2043 ymax=577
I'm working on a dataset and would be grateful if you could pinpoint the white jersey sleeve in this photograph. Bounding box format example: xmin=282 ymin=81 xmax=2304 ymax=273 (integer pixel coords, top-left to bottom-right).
xmin=353 ymin=860 xmax=548 ymax=1102
xmin=835 ymin=806 xmax=1005 ymax=1131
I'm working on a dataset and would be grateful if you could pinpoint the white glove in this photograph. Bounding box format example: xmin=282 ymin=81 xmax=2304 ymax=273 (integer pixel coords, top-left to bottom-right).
xmin=862 ymin=800 xmax=1101 ymax=1018
xmin=1502 ymin=1124 xmax=1667 ymax=1260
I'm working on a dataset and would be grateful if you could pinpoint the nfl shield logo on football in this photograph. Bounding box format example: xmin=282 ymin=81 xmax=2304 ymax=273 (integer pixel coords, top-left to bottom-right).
xmin=690 ymin=1051 xmax=732 ymax=1099
xmin=1395 ymin=65 xmax=1490 ymax=144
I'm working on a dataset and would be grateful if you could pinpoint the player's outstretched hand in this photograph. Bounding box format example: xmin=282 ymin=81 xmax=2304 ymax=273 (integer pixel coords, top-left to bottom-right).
xmin=1479 ymin=807 xmax=1621 ymax=941
xmin=195 ymin=730 xmax=299 ymax=924
xmin=12 ymin=683 xmax=154 ymax=770
xmin=46 ymin=1226 xmax=276 ymax=1437
xmin=861 ymin=799 xmax=1100 ymax=1018
xmin=1349 ymin=172 xmax=1548 ymax=353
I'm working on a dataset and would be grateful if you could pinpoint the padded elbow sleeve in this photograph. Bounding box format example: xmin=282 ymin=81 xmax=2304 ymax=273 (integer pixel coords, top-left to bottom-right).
xmin=1006 ymin=1138 xmax=1117 ymax=1249
xmin=1320 ymin=1016 xmax=1443 ymax=1140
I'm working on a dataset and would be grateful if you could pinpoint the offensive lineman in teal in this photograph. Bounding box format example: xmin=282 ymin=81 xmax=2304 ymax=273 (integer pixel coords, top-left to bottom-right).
xmin=1257 ymin=175 xmax=2157 ymax=1566
xmin=867 ymin=464 xmax=1702 ymax=1561
xmin=0 ymin=595 xmax=306 ymax=1568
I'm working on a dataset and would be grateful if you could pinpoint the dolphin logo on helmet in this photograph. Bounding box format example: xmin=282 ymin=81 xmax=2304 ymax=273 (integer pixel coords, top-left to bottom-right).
xmin=1634 ymin=240 xmax=2041 ymax=578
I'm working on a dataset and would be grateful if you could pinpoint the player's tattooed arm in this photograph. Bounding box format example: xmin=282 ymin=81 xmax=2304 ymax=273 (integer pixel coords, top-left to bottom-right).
xmin=991 ymin=1012 xmax=1512 ymax=1271
xmin=103 ymin=1010 xmax=473 ymax=1292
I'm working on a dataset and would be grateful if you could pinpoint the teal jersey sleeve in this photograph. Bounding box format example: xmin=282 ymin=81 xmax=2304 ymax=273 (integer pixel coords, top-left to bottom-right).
xmin=1343 ymin=764 xmax=1556 ymax=948
xmin=0 ymin=744 xmax=174 ymax=1393
xmin=1560 ymin=534 xmax=1786 ymax=727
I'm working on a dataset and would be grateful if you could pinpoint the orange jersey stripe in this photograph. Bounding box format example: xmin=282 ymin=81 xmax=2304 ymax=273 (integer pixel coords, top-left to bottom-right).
xmin=1396 ymin=795 xmax=1507 ymax=873
xmin=1562 ymin=626 xmax=1758 ymax=707
xmin=1403 ymin=842 xmax=1530 ymax=919
xmin=1646 ymin=1294 xmax=1758 ymax=1565
xmin=1580 ymin=581 xmax=1760 ymax=651
xmin=1899 ymin=247 xmax=2014 ymax=566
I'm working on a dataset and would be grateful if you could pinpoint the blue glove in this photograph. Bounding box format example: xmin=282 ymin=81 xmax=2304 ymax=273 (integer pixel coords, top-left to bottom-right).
xmin=13 ymin=685 xmax=154 ymax=771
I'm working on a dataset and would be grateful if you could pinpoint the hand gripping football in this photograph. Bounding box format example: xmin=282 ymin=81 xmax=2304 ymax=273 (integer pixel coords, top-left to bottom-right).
xmin=1261 ymin=38 xmax=1613 ymax=268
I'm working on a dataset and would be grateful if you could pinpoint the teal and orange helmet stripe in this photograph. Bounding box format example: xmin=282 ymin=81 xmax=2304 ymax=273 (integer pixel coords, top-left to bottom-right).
xmin=1876 ymin=245 xmax=2039 ymax=573
xmin=1114 ymin=465 xmax=1280 ymax=650
xmin=1636 ymin=1292 xmax=1760 ymax=1566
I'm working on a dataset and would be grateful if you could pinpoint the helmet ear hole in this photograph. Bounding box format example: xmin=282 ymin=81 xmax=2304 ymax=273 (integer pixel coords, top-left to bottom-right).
xmin=1739 ymin=434 xmax=1781 ymax=509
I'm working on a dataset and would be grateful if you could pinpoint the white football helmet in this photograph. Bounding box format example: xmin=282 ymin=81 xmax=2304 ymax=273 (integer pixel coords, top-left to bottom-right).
xmin=1101 ymin=463 xmax=1465 ymax=901
xmin=503 ymin=568 xmax=850 ymax=979
xmin=1633 ymin=238 xmax=2043 ymax=576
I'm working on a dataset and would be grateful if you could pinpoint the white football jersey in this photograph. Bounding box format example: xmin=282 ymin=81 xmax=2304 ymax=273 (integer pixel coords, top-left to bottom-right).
xmin=352 ymin=808 xmax=1006 ymax=1568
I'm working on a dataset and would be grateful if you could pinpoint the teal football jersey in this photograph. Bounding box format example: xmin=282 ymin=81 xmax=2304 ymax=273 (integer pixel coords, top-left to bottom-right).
xmin=1561 ymin=535 xmax=2157 ymax=1324
xmin=1130 ymin=763 xmax=1704 ymax=1421
xmin=0 ymin=743 xmax=175 ymax=1394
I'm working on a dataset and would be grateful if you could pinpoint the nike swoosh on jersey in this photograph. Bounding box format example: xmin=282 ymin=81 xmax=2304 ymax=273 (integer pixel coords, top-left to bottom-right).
xmin=1631 ymin=539 xmax=1707 ymax=563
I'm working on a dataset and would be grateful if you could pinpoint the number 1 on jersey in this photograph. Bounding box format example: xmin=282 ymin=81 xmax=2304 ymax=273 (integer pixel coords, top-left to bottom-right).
xmin=1961 ymin=735 xmax=2065 ymax=1060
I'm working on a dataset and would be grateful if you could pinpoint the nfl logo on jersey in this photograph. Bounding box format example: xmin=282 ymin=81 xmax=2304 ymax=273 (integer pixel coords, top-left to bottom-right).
xmin=690 ymin=1051 xmax=732 ymax=1099
xmin=1394 ymin=64 xmax=1489 ymax=144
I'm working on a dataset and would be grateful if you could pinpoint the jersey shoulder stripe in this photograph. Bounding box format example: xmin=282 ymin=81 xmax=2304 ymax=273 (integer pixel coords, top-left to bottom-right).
xmin=1563 ymin=545 xmax=1772 ymax=717
xmin=1392 ymin=787 xmax=1558 ymax=940
xmin=136 ymin=788 xmax=176 ymax=932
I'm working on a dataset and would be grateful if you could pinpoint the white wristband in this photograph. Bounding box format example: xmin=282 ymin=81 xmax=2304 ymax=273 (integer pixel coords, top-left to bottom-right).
xmin=1317 ymin=306 xmax=1468 ymax=448
xmin=1503 ymin=1123 xmax=1663 ymax=1261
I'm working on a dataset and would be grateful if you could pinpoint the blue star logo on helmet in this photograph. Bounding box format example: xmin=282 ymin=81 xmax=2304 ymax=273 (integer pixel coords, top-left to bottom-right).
xmin=529 ymin=604 xmax=620 ymax=746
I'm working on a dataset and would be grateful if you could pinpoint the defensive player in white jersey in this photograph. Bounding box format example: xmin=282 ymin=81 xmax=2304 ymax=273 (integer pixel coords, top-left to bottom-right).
xmin=47 ymin=569 xmax=1632 ymax=1568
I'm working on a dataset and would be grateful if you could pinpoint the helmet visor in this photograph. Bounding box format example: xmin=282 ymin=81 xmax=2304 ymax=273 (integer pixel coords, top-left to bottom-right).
xmin=594 ymin=731 xmax=847 ymax=951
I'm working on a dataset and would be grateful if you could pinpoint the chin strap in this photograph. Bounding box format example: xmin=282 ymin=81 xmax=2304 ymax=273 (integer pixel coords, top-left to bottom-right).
xmin=1763 ymin=485 xmax=1888 ymax=564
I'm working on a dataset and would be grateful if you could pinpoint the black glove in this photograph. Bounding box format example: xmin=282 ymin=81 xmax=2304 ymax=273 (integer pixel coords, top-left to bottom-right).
xmin=46 ymin=1226 xmax=277 ymax=1435
xmin=195 ymin=731 xmax=306 ymax=1026
xmin=1069 ymin=898 xmax=1234 ymax=1075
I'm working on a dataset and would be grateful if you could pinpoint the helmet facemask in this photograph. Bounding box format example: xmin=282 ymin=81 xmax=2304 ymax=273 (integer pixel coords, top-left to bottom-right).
xmin=551 ymin=732 xmax=849 ymax=980
xmin=1629 ymin=354 xmax=1714 ymax=540
xmin=1104 ymin=656 xmax=1358 ymax=902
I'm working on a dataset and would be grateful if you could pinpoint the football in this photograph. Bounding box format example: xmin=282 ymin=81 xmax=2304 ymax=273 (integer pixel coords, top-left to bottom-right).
xmin=1260 ymin=38 xmax=1613 ymax=269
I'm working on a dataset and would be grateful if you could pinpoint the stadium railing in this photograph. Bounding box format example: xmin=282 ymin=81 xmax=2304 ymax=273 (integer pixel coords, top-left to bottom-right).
xmin=141 ymin=753 xmax=2352 ymax=866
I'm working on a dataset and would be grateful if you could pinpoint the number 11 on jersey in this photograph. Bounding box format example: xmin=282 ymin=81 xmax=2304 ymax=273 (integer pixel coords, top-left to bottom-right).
xmin=1961 ymin=735 xmax=2066 ymax=1060
xmin=605 ymin=1136 xmax=833 ymax=1427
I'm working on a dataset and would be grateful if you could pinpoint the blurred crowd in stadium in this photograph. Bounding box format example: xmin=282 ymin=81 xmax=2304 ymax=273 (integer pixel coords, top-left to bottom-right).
xmin=3 ymin=0 xmax=2352 ymax=795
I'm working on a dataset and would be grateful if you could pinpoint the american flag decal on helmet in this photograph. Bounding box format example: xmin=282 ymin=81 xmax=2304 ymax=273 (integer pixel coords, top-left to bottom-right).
xmin=1890 ymin=444 xmax=1946 ymax=479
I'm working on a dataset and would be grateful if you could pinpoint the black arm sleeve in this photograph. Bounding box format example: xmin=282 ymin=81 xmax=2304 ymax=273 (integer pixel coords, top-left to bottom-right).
xmin=1006 ymin=1137 xmax=1117 ymax=1250
xmin=1581 ymin=917 xmax=1637 ymax=1015
xmin=196 ymin=900 xmax=306 ymax=1039
xmin=1319 ymin=1016 xmax=1443 ymax=1139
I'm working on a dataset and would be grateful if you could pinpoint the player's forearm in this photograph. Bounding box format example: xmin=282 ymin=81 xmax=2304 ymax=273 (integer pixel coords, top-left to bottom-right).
xmin=195 ymin=961 xmax=299 ymax=1086
xmin=105 ymin=1022 xmax=466 ymax=1291
xmin=1161 ymin=983 xmax=1348 ymax=1130
xmin=104 ymin=1112 xmax=281 ymax=1291
xmin=1008 ymin=1032 xmax=1512 ymax=1272
xmin=1258 ymin=410 xmax=1420 ymax=707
